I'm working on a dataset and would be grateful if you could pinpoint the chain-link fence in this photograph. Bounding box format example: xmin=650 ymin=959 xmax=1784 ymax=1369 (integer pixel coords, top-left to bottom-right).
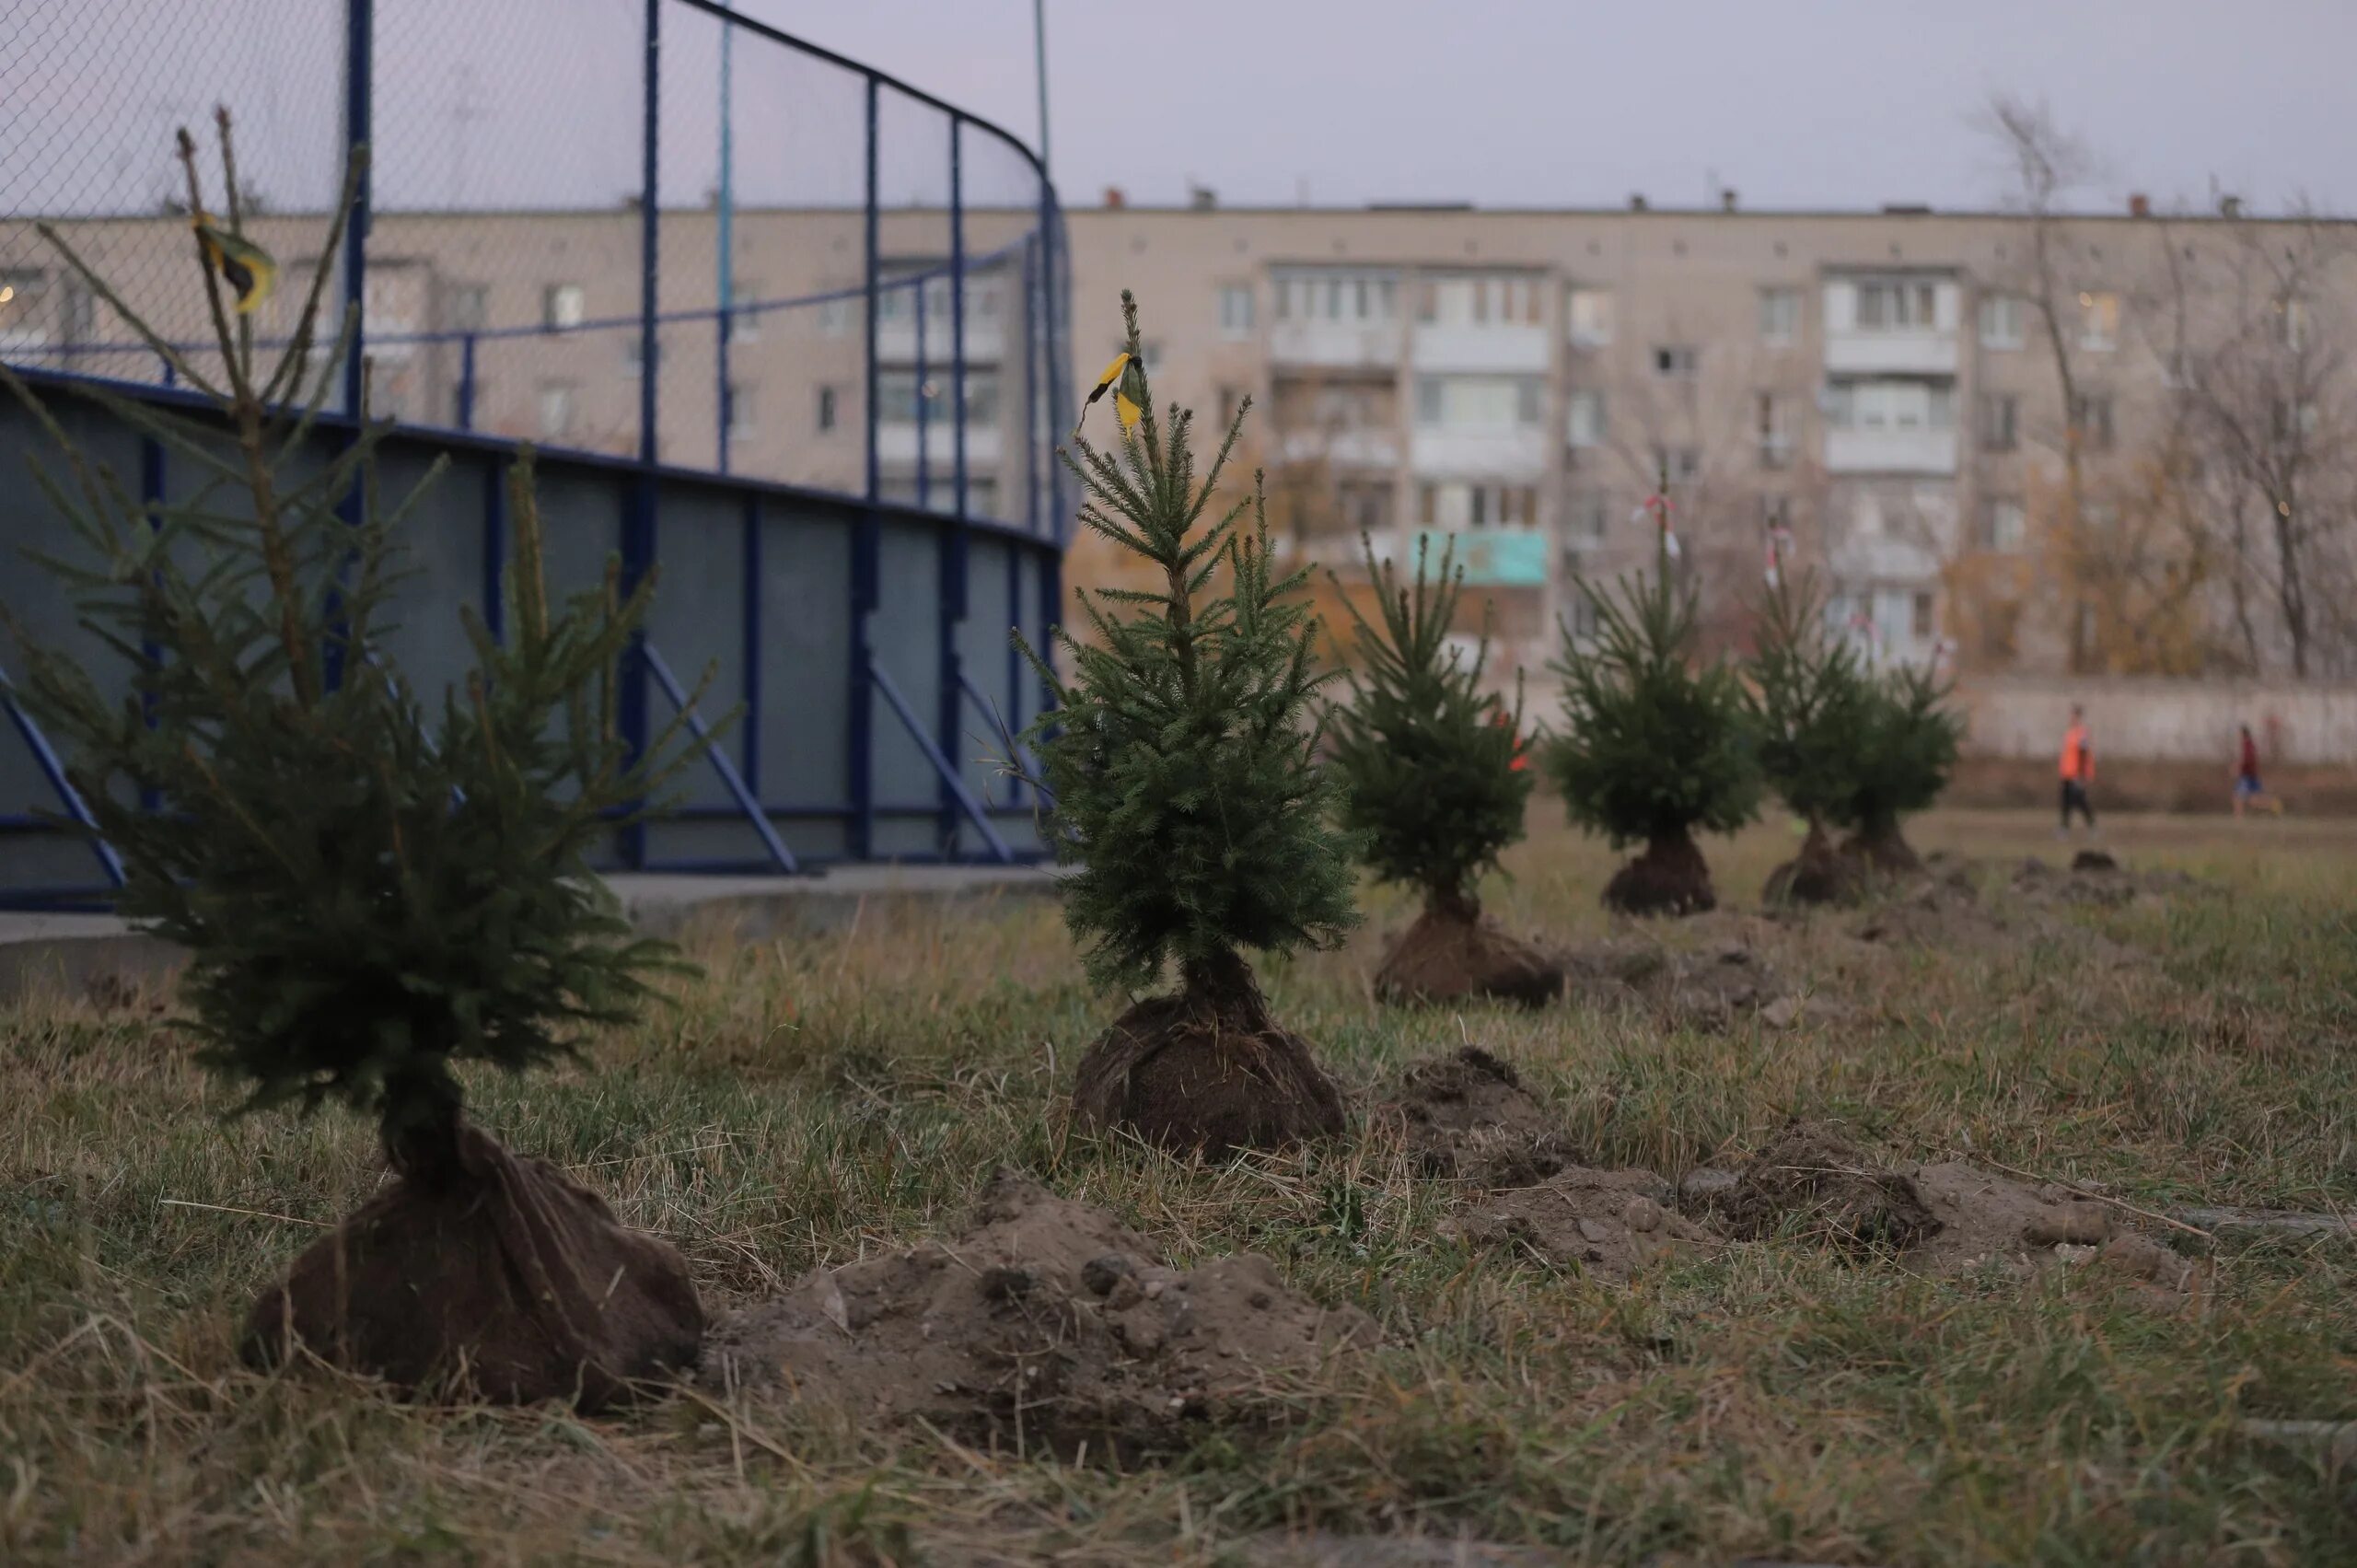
xmin=0 ymin=0 xmax=1071 ymax=900
xmin=0 ymin=0 xmax=1070 ymax=534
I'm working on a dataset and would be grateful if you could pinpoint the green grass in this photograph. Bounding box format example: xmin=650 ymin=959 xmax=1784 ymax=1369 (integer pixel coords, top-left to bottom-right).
xmin=4 ymin=808 xmax=2354 ymax=1565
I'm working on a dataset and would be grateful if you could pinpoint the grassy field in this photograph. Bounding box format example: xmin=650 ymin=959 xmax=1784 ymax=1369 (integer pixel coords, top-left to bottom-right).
xmin=4 ymin=807 xmax=2354 ymax=1566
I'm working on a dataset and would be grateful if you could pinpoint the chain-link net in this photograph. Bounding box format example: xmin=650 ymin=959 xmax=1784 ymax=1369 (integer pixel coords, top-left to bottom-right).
xmin=0 ymin=0 xmax=1063 ymax=515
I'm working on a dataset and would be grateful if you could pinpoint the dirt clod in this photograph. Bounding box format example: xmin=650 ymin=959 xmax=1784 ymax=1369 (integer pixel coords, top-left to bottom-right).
xmin=1446 ymin=1166 xmax=1712 ymax=1281
xmin=1372 ymin=1048 xmax=1582 ymax=1187
xmin=1701 ymin=1121 xmax=1941 ymax=1252
xmin=1561 ymin=935 xmax=1792 ymax=1030
xmin=702 ymin=1172 xmax=1375 ymax=1454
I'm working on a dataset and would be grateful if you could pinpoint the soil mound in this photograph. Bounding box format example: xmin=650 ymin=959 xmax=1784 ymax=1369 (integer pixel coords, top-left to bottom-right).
xmin=1891 ymin=1162 xmax=2199 ymax=1295
xmin=1602 ymin=830 xmax=1716 ymax=917
xmin=1071 ymin=953 xmax=1345 ymax=1154
xmin=1446 ymin=1166 xmax=1713 ymax=1281
xmin=1852 ymin=875 xmax=2015 ymax=952
xmin=1699 ymin=1121 xmax=1941 ymax=1252
xmin=1373 ymin=1047 xmax=1582 ymax=1187
xmin=702 ymin=1173 xmax=1376 ymax=1453
xmin=1372 ymin=906 xmax=1565 ymax=1008
xmin=2015 ymin=854 xmax=2200 ymax=911
xmin=241 ymin=1124 xmax=703 ymax=1411
xmin=1562 ymin=935 xmax=1791 ymax=1030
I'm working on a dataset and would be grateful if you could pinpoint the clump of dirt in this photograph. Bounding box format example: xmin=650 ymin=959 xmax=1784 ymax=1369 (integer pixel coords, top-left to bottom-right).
xmin=1698 ymin=1120 xmax=1942 ymax=1252
xmin=1762 ymin=825 xmax=1867 ymax=909
xmin=1561 ymin=934 xmax=1792 ymax=1030
xmin=1445 ymin=1166 xmax=1713 ymax=1281
xmin=701 ymin=1172 xmax=1376 ymax=1455
xmin=1372 ymin=902 xmax=1565 ymax=1008
xmin=2014 ymin=854 xmax=2202 ymax=911
xmin=1371 ymin=1048 xmax=1583 ymax=1187
xmin=1889 ymin=1162 xmax=2200 ymax=1296
xmin=1852 ymin=875 xmax=2016 ymax=952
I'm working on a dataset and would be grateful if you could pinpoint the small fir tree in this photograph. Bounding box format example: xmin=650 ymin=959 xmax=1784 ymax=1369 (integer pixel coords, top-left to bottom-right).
xmin=0 ymin=117 xmax=708 ymax=1406
xmin=1746 ymin=572 xmax=1875 ymax=905
xmin=1839 ymin=660 xmax=1964 ymax=872
xmin=1544 ymin=546 xmax=1761 ymax=915
xmin=1327 ymin=536 xmax=1562 ymax=1005
xmin=1018 ymin=291 xmax=1357 ymax=1151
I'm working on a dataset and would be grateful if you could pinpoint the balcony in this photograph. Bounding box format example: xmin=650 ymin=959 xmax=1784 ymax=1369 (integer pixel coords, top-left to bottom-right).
xmin=1268 ymin=319 xmax=1403 ymax=369
xmin=1411 ymin=426 xmax=1547 ymax=477
xmin=1408 ymin=527 xmax=1548 ymax=587
xmin=876 ymin=317 xmax=1005 ymax=367
xmin=1280 ymin=427 xmax=1400 ymax=468
xmin=874 ymin=423 xmax=1003 ymax=467
xmin=1823 ymin=330 xmax=1956 ymax=376
xmin=1824 ymin=427 xmax=1956 ymax=475
xmin=1411 ymin=323 xmax=1550 ymax=375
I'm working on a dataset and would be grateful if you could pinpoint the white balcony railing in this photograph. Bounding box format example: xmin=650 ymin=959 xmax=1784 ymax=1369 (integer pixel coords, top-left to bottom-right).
xmin=1268 ymin=319 xmax=1403 ymax=369
xmin=1824 ymin=427 xmax=1956 ymax=475
xmin=1823 ymin=330 xmax=1956 ymax=376
xmin=1410 ymin=425 xmax=1547 ymax=477
xmin=1411 ymin=323 xmax=1550 ymax=375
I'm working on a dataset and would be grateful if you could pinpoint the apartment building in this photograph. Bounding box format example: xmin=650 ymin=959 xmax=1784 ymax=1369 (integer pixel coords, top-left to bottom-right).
xmin=7 ymin=197 xmax=2345 ymax=677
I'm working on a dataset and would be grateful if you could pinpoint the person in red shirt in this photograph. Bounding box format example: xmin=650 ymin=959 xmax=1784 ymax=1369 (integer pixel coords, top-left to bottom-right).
xmin=2058 ymin=705 xmax=2096 ymax=836
xmin=2231 ymin=723 xmax=2283 ymax=819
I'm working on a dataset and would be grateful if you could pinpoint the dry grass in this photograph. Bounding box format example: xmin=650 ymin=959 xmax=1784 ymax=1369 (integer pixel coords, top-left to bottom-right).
xmin=4 ymin=807 xmax=2355 ymax=1565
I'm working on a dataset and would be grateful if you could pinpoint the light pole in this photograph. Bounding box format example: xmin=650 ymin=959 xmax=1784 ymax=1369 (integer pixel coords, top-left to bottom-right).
xmin=716 ymin=18 xmax=735 ymax=470
xmin=1032 ymin=0 xmax=1050 ymax=171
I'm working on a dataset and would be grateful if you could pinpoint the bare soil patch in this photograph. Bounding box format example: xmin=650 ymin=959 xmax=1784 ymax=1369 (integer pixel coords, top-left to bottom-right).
xmin=1445 ymin=1166 xmax=1714 ymax=1281
xmin=702 ymin=1172 xmax=1376 ymax=1455
xmin=1370 ymin=1046 xmax=1582 ymax=1187
xmin=1372 ymin=905 xmax=1565 ymax=1008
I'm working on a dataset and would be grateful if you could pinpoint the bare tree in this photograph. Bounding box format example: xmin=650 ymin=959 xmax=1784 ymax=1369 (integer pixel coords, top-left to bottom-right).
xmin=1977 ymin=93 xmax=2107 ymax=671
xmin=2173 ymin=206 xmax=2357 ymax=678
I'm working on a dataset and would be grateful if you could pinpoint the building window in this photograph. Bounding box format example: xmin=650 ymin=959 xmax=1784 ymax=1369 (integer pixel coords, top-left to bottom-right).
xmin=0 ymin=268 xmax=50 ymax=347
xmin=726 ymin=382 xmax=754 ymax=443
xmin=1982 ymin=497 xmax=2026 ymax=552
xmin=542 ymin=283 xmax=585 ymax=331
xmin=1217 ymin=384 xmax=1242 ymax=428
xmin=1415 ymin=377 xmax=1444 ymax=425
xmin=962 ymin=370 xmax=1003 ymax=425
xmin=2078 ymin=290 xmax=2119 ymax=351
xmin=1341 ymin=479 xmax=1392 ymax=534
xmin=1418 ymin=482 xmax=1438 ymax=526
xmin=817 ymin=296 xmax=852 ymax=337
xmin=1654 ymin=446 xmax=1702 ymax=483
xmin=1979 ymin=392 xmax=2018 ymax=452
xmin=877 ymin=369 xmax=923 ymax=424
xmin=817 ymin=385 xmax=838 ymax=432
xmin=1566 ymin=389 xmax=1606 ymax=448
xmin=536 ymin=381 xmax=576 ymax=440
xmin=1217 ymin=283 xmax=1254 ymax=339
xmin=1568 ymin=490 xmax=1609 ymax=543
xmin=1979 ymin=293 xmax=2024 ymax=350
xmin=729 ymin=280 xmax=761 ymax=343
xmin=1757 ymin=392 xmax=1796 ymax=469
xmin=2070 ymin=391 xmax=2115 ymax=449
xmin=1567 ymin=286 xmax=1614 ymax=346
xmin=1854 ymin=279 xmax=1938 ymax=331
xmin=2279 ymin=296 xmax=2309 ymax=352
xmin=445 ymin=283 xmax=489 ymax=332
xmin=1912 ymin=591 xmax=1935 ymax=642
xmin=1515 ymin=378 xmax=1543 ymax=425
xmin=1654 ymin=343 xmax=1699 ymax=378
xmin=1566 ymin=585 xmax=1601 ymax=639
xmin=966 ymin=478 xmax=1000 ymax=517
xmin=1759 ymin=287 xmax=1801 ymax=345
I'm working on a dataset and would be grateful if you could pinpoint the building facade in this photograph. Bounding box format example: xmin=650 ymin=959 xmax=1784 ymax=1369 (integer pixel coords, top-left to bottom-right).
xmin=10 ymin=197 xmax=2351 ymax=679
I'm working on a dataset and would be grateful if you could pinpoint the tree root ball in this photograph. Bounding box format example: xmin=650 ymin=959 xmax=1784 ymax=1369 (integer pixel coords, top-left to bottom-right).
xmin=1763 ymin=824 xmax=1868 ymax=908
xmin=1070 ymin=953 xmax=1344 ymax=1155
xmin=1603 ymin=830 xmax=1717 ymax=917
xmin=241 ymin=1122 xmax=704 ymax=1410
xmin=1373 ymin=899 xmax=1564 ymax=1007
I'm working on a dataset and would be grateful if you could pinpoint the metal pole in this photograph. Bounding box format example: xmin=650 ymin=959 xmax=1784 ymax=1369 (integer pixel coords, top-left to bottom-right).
xmin=342 ymin=0 xmax=373 ymax=419
xmin=939 ymin=116 xmax=971 ymax=853
xmin=482 ymin=458 xmax=506 ymax=643
xmin=1033 ymin=0 xmax=1051 ymax=175
xmin=457 ymin=331 xmax=477 ymax=430
xmin=851 ymin=75 xmax=881 ymax=862
xmin=913 ymin=283 xmax=929 ymax=509
xmin=621 ymin=0 xmax=662 ymax=871
xmin=715 ymin=17 xmax=733 ymax=474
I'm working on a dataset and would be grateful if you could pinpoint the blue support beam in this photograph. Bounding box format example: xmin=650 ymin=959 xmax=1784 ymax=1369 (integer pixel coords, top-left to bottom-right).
xmin=851 ymin=74 xmax=881 ymax=862
xmin=644 ymin=641 xmax=797 ymax=876
xmin=870 ymin=660 xmax=1013 ymax=865
xmin=619 ymin=0 xmax=663 ymax=871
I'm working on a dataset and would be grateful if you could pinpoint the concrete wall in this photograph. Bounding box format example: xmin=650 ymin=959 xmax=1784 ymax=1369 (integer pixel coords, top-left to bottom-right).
xmin=1955 ymin=677 xmax=2357 ymax=765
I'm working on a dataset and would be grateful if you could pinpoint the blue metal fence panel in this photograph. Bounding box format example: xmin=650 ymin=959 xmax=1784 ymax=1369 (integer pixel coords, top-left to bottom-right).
xmin=0 ymin=1 xmax=1067 ymax=904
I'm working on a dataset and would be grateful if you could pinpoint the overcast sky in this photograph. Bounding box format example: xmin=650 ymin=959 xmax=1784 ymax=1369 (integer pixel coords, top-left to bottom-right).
xmin=6 ymin=1 xmax=2350 ymax=220
xmin=755 ymin=0 xmax=2357 ymax=216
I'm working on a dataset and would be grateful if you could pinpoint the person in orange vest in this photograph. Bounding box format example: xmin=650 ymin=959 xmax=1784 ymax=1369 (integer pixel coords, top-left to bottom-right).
xmin=2058 ymin=704 xmax=2096 ymax=837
